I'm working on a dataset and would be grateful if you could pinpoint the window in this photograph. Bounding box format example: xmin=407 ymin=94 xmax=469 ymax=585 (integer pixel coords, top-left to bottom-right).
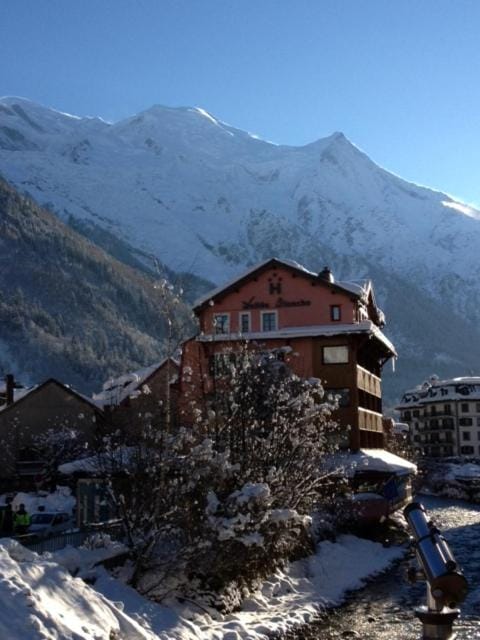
xmin=261 ymin=311 xmax=277 ymax=332
xmin=477 ymin=417 xmax=480 ymax=426
xmin=459 ymin=418 xmax=473 ymax=426
xmin=403 ymin=411 xmax=412 ymax=421
xmin=325 ymin=388 xmax=350 ymax=407
xmin=239 ymin=312 xmax=251 ymax=333
xmin=460 ymin=446 xmax=474 ymax=455
xmin=323 ymin=345 xmax=349 ymax=364
xmin=213 ymin=313 xmax=230 ymax=334
xmin=444 ymin=404 xmax=451 ymax=414
xmin=413 ymin=410 xmax=420 ymax=418
xmin=330 ymin=305 xmax=341 ymax=321
xmin=461 ymin=403 xmax=469 ymax=413
xmin=462 ymin=431 xmax=471 ymax=441
xmin=477 ymin=403 xmax=480 ymax=413
xmin=209 ymin=353 xmax=236 ymax=377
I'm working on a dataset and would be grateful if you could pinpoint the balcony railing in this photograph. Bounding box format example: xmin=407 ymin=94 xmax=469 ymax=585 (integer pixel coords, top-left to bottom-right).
xmin=358 ymin=407 xmax=383 ymax=432
xmin=357 ymin=366 xmax=381 ymax=398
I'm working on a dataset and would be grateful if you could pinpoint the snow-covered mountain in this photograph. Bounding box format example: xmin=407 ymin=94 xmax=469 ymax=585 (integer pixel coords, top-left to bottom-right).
xmin=1 ymin=96 xmax=480 ymax=399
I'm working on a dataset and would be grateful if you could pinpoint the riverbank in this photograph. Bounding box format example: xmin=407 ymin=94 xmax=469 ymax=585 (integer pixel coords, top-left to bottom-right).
xmin=0 ymin=532 xmax=404 ymax=639
xmin=282 ymin=495 xmax=480 ymax=640
xmin=421 ymin=459 xmax=480 ymax=503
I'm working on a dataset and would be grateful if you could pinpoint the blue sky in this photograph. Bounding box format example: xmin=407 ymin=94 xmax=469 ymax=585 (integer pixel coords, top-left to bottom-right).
xmin=2 ymin=0 xmax=480 ymax=205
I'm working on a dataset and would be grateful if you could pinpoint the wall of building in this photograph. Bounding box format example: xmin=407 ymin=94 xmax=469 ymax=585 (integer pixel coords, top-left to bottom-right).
xmin=106 ymin=362 xmax=179 ymax=436
xmin=179 ymin=263 xmax=390 ymax=451
xmin=199 ymin=265 xmax=357 ymax=334
xmin=0 ymin=381 xmax=99 ymax=480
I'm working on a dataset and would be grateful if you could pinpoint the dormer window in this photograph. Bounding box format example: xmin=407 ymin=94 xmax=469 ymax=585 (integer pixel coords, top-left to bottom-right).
xmin=330 ymin=305 xmax=341 ymax=321
xmin=213 ymin=313 xmax=230 ymax=334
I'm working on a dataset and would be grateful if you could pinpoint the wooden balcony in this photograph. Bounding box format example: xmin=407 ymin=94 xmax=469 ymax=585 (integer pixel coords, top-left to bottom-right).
xmin=358 ymin=407 xmax=384 ymax=432
xmin=357 ymin=365 xmax=381 ymax=398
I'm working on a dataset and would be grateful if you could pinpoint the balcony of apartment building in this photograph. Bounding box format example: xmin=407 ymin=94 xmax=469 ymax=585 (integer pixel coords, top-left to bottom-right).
xmin=421 ymin=431 xmax=454 ymax=445
xmin=356 ymin=371 xmax=383 ymax=447
xmin=418 ymin=417 xmax=455 ymax=432
xmin=357 ymin=365 xmax=381 ymax=398
xmin=358 ymin=407 xmax=383 ymax=432
xmin=400 ymin=408 xmax=422 ymax=422
xmin=423 ymin=404 xmax=453 ymax=418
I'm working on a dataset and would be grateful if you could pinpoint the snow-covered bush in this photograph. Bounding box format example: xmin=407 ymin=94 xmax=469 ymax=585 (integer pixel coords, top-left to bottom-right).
xmin=104 ymin=345 xmax=339 ymax=608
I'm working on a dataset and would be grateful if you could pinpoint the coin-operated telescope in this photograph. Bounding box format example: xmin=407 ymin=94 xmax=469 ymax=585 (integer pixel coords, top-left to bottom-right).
xmin=404 ymin=502 xmax=468 ymax=640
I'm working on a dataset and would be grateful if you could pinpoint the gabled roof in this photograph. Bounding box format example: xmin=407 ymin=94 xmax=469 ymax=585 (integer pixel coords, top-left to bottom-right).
xmin=193 ymin=257 xmax=375 ymax=313
xmin=0 ymin=378 xmax=103 ymax=415
xmin=93 ymin=358 xmax=179 ymax=408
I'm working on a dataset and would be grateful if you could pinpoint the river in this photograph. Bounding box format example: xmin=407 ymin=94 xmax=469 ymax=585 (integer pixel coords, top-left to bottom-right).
xmin=287 ymin=495 xmax=480 ymax=639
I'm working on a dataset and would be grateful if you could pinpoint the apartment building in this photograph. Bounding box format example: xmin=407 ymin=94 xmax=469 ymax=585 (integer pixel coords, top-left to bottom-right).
xmin=396 ymin=376 xmax=480 ymax=457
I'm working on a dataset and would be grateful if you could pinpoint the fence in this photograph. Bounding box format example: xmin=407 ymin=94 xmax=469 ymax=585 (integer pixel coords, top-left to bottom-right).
xmin=17 ymin=520 xmax=126 ymax=554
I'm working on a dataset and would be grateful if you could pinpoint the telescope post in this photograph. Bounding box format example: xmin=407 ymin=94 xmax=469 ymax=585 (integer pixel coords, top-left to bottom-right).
xmin=403 ymin=502 xmax=467 ymax=640
xmin=415 ymin=596 xmax=459 ymax=640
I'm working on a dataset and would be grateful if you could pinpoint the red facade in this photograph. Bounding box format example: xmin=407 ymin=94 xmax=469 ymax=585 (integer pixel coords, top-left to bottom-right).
xmin=178 ymin=258 xmax=396 ymax=450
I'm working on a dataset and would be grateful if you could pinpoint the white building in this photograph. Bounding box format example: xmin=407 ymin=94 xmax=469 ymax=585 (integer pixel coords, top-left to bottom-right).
xmin=396 ymin=376 xmax=480 ymax=457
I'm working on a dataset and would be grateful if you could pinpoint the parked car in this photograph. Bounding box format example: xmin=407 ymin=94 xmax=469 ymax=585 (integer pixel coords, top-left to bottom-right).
xmin=28 ymin=512 xmax=74 ymax=538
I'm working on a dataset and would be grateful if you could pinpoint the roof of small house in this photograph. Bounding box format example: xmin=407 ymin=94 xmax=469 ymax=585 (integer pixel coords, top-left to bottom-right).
xmin=93 ymin=358 xmax=179 ymax=408
xmin=0 ymin=378 xmax=102 ymax=414
xmin=193 ymin=257 xmax=383 ymax=321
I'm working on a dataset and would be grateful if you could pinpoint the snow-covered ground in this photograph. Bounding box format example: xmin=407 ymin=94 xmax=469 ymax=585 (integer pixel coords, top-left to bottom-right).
xmin=0 ymin=486 xmax=76 ymax=515
xmin=0 ymin=533 xmax=403 ymax=640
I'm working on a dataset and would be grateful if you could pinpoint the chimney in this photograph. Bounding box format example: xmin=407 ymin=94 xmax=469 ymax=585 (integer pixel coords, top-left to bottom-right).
xmin=5 ymin=374 xmax=14 ymax=406
xmin=318 ymin=266 xmax=334 ymax=284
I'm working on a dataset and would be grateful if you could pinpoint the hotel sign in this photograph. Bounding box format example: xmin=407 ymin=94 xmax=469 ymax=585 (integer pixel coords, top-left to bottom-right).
xmin=242 ymin=296 xmax=311 ymax=310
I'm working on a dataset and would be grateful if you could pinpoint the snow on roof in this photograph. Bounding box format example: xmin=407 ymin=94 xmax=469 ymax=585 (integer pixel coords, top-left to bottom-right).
xmin=193 ymin=257 xmax=371 ymax=309
xmin=329 ymin=449 xmax=417 ymax=477
xmin=93 ymin=358 xmax=174 ymax=407
xmin=336 ymin=279 xmax=371 ymax=300
xmin=58 ymin=455 xmax=100 ymax=476
xmin=398 ymin=376 xmax=480 ymax=407
xmin=197 ymin=320 xmax=396 ymax=355
xmin=58 ymin=447 xmax=134 ymax=476
xmin=393 ymin=422 xmax=410 ymax=434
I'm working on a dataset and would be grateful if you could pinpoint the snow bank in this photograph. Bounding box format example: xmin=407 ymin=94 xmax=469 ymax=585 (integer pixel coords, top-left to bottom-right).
xmin=0 ymin=539 xmax=154 ymax=640
xmin=0 ymin=486 xmax=76 ymax=515
xmin=0 ymin=534 xmax=403 ymax=639
xmin=447 ymin=462 xmax=480 ymax=481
